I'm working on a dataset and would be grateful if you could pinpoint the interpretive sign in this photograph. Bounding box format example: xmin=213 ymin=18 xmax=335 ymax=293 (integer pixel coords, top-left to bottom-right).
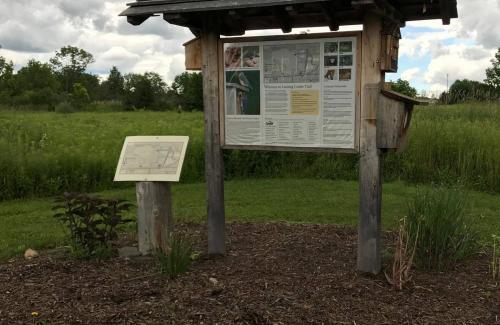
xmin=114 ymin=136 xmax=189 ymax=182
xmin=222 ymin=33 xmax=360 ymax=152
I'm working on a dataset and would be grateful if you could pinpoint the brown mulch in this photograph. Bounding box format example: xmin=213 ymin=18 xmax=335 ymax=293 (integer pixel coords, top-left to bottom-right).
xmin=0 ymin=223 xmax=498 ymax=325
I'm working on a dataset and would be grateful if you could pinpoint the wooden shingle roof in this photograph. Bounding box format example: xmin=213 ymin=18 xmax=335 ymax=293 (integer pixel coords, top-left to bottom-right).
xmin=121 ymin=0 xmax=458 ymax=35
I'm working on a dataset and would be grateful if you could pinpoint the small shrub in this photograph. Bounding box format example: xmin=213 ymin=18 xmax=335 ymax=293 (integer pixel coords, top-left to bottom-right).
xmin=53 ymin=192 xmax=134 ymax=258
xmin=54 ymin=101 xmax=74 ymax=114
xmin=406 ymin=186 xmax=479 ymax=270
xmin=154 ymin=234 xmax=193 ymax=278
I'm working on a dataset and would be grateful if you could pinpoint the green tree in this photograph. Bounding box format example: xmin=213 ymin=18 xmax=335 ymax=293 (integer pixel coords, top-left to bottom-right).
xmin=124 ymin=73 xmax=150 ymax=109
xmin=123 ymin=72 xmax=167 ymax=110
xmin=13 ymin=60 xmax=59 ymax=109
xmin=144 ymin=72 xmax=167 ymax=99
xmin=0 ymin=56 xmax=14 ymax=83
xmin=70 ymin=83 xmax=90 ymax=110
xmin=485 ymin=48 xmax=500 ymax=89
xmin=172 ymin=72 xmax=203 ymax=111
xmin=101 ymin=66 xmax=124 ymax=101
xmin=14 ymin=59 xmax=59 ymax=93
xmin=50 ymin=46 xmax=95 ymax=93
xmin=447 ymin=79 xmax=495 ymax=104
xmin=0 ymin=56 xmax=14 ymax=87
xmin=79 ymin=73 xmax=100 ymax=101
xmin=388 ymin=78 xmax=418 ymax=98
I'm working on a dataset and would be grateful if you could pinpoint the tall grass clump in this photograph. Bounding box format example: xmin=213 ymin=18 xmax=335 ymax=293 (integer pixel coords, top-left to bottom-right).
xmin=405 ymin=186 xmax=479 ymax=270
xmin=154 ymin=234 xmax=193 ymax=278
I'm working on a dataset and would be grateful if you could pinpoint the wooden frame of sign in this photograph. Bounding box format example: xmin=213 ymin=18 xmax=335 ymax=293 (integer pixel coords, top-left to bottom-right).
xmin=218 ymin=32 xmax=362 ymax=154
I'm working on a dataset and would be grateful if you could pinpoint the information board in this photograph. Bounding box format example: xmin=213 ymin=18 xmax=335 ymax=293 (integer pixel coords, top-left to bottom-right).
xmin=222 ymin=33 xmax=360 ymax=151
xmin=114 ymin=136 xmax=189 ymax=182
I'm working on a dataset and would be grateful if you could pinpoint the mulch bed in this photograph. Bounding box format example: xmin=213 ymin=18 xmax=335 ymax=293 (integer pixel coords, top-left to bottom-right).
xmin=0 ymin=223 xmax=498 ymax=324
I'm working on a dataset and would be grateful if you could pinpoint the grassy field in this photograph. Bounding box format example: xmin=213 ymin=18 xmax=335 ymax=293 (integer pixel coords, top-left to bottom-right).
xmin=1 ymin=178 xmax=499 ymax=261
xmin=0 ymin=110 xmax=206 ymax=200
xmin=0 ymin=103 xmax=500 ymax=200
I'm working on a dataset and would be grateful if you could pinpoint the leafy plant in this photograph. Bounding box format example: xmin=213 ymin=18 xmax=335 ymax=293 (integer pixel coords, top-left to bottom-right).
xmin=53 ymin=192 xmax=134 ymax=257
xmin=154 ymin=234 xmax=193 ymax=278
xmin=406 ymin=187 xmax=479 ymax=270
xmin=385 ymin=218 xmax=419 ymax=290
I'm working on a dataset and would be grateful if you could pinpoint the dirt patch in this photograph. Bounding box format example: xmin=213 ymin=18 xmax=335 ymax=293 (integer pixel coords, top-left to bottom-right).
xmin=0 ymin=223 xmax=498 ymax=324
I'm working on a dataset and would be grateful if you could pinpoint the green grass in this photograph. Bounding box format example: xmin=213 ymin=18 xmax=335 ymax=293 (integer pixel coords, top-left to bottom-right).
xmin=406 ymin=187 xmax=479 ymax=270
xmin=389 ymin=102 xmax=500 ymax=192
xmin=1 ymin=102 xmax=500 ymax=200
xmin=1 ymin=179 xmax=499 ymax=261
xmin=0 ymin=110 xmax=206 ymax=200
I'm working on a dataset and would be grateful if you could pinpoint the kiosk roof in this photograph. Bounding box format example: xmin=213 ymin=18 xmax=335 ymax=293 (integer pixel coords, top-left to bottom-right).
xmin=121 ymin=0 xmax=458 ymax=35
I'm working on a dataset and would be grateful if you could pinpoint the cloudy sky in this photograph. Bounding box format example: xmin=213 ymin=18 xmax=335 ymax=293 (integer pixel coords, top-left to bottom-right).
xmin=1 ymin=0 xmax=499 ymax=96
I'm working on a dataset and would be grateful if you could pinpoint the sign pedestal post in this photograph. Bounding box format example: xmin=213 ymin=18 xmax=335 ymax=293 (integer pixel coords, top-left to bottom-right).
xmin=136 ymin=182 xmax=173 ymax=255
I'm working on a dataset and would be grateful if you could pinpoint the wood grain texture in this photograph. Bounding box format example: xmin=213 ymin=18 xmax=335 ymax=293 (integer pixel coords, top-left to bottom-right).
xmin=121 ymin=0 xmax=459 ymax=28
xmin=376 ymin=95 xmax=406 ymax=149
xmin=201 ymin=17 xmax=226 ymax=255
xmin=358 ymin=13 xmax=384 ymax=274
xmin=136 ymin=182 xmax=173 ymax=255
xmin=184 ymin=37 xmax=202 ymax=70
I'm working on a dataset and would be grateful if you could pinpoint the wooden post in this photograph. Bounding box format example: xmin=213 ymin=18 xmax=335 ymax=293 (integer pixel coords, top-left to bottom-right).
xmin=136 ymin=182 xmax=173 ymax=255
xmin=358 ymin=13 xmax=385 ymax=274
xmin=200 ymin=17 xmax=226 ymax=255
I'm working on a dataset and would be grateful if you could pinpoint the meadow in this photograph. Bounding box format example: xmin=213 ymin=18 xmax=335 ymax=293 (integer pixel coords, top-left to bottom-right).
xmin=1 ymin=102 xmax=499 ymax=201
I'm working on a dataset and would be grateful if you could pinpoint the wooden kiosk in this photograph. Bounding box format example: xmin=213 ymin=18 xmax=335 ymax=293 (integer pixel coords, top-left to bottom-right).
xmin=121 ymin=0 xmax=457 ymax=274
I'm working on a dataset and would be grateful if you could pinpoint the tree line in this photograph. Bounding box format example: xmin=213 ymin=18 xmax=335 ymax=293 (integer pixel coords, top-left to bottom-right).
xmin=439 ymin=48 xmax=500 ymax=104
xmin=0 ymin=46 xmax=203 ymax=112
xmin=387 ymin=48 xmax=500 ymax=104
xmin=1 ymin=46 xmax=499 ymax=111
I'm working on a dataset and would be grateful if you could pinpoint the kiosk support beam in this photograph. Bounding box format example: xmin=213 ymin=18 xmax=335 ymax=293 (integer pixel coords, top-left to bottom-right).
xmin=200 ymin=17 xmax=226 ymax=255
xmin=358 ymin=13 xmax=385 ymax=274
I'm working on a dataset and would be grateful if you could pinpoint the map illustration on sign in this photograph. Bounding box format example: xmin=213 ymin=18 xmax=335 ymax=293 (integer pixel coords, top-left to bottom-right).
xmin=264 ymin=43 xmax=320 ymax=84
xmin=114 ymin=136 xmax=189 ymax=182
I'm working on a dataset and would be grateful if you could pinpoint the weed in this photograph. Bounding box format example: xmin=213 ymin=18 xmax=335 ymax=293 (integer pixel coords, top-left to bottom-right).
xmin=406 ymin=186 xmax=479 ymax=270
xmin=385 ymin=218 xmax=419 ymax=290
xmin=53 ymin=192 xmax=133 ymax=258
xmin=154 ymin=234 xmax=193 ymax=278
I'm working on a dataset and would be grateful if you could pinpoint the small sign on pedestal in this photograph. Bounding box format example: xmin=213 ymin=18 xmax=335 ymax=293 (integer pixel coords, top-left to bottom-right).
xmin=114 ymin=136 xmax=189 ymax=255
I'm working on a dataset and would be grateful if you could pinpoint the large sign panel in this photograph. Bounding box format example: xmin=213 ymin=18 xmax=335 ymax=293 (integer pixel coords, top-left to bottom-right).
xmin=223 ymin=34 xmax=359 ymax=151
xmin=114 ymin=136 xmax=189 ymax=182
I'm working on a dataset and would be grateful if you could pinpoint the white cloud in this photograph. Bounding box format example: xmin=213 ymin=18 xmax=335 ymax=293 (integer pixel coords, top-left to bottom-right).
xmin=398 ymin=0 xmax=500 ymax=94
xmin=0 ymin=0 xmax=499 ymax=89
xmin=424 ymin=45 xmax=495 ymax=91
xmin=401 ymin=68 xmax=422 ymax=83
xmin=455 ymin=0 xmax=500 ymax=48
xmin=0 ymin=0 xmax=191 ymax=83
